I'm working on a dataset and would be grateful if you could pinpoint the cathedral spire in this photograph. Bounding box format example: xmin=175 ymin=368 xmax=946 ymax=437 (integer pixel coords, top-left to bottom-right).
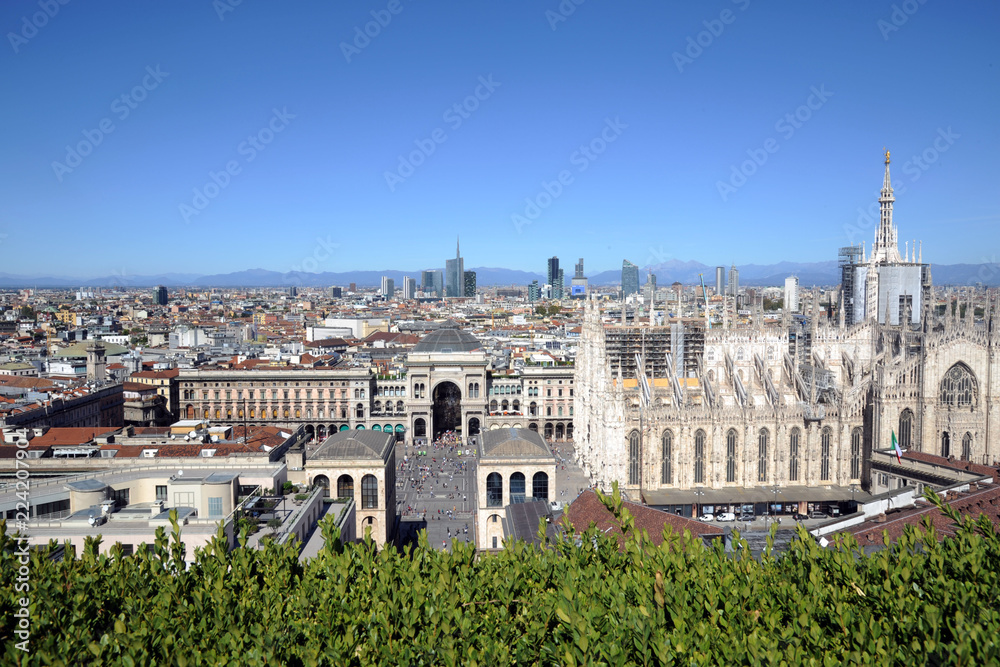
xmin=870 ymin=150 xmax=902 ymax=264
xmin=456 ymin=235 xmax=460 ymax=258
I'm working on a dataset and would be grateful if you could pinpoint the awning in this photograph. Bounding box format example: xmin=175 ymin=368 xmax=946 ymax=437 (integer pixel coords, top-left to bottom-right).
xmin=642 ymin=485 xmax=870 ymax=506
xmin=372 ymin=425 xmax=381 ymax=431
xmin=395 ymin=424 xmax=405 ymax=433
xmin=339 ymin=424 xmax=349 ymax=431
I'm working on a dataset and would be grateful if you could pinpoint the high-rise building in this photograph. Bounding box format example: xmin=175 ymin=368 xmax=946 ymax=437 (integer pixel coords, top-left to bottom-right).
xmin=380 ymin=276 xmax=394 ymax=299
xmin=715 ymin=266 xmax=725 ymax=295
xmin=557 ymin=269 xmax=564 ymax=299
xmin=288 ymin=286 xmax=297 ymax=298
xmin=446 ymin=237 xmax=465 ymax=297
xmin=728 ymin=265 xmax=739 ymax=298
xmin=153 ymin=285 xmax=168 ymax=306
xmin=570 ymin=258 xmax=588 ymax=298
xmin=329 ymin=286 xmax=342 ymax=298
xmin=784 ymin=276 xmax=800 ymax=313
xmin=420 ymin=270 xmax=443 ymax=297
xmin=464 ymin=271 xmax=476 ymax=297
xmin=622 ymin=260 xmax=639 ymax=297
xmin=528 ymin=280 xmax=540 ymax=302
xmin=547 ymin=257 xmax=562 ymax=300
xmin=349 ymin=283 xmax=357 ymax=293
xmin=402 ymin=276 xmax=416 ymax=300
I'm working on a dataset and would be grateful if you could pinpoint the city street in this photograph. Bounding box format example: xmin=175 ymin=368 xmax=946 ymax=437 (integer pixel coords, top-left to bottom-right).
xmin=395 ymin=434 xmax=476 ymax=552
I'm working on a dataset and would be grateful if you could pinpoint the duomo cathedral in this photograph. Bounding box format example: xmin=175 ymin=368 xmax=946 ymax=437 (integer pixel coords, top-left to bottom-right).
xmin=574 ymin=153 xmax=998 ymax=513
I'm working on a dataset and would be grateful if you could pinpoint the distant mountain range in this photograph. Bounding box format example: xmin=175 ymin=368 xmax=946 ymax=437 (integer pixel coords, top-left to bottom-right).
xmin=1 ymin=261 xmax=996 ymax=288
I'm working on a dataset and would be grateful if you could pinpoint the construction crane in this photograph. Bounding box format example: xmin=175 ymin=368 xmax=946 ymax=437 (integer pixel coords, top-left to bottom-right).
xmin=699 ymin=273 xmax=711 ymax=330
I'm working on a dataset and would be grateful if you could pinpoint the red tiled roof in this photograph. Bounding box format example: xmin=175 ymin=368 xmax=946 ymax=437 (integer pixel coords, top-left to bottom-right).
xmin=564 ymin=490 xmax=722 ymax=548
xmin=902 ymin=450 xmax=1000 ymax=482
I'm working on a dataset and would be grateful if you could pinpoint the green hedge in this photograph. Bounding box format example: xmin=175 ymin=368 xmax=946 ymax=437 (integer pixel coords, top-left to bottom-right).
xmin=2 ymin=488 xmax=998 ymax=665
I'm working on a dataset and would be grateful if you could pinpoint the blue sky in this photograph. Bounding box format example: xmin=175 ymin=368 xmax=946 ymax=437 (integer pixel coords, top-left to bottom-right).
xmin=1 ymin=0 xmax=997 ymax=278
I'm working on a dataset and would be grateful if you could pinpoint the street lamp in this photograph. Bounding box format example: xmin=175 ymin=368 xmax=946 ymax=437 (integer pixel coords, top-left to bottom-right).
xmin=693 ymin=489 xmax=705 ymax=518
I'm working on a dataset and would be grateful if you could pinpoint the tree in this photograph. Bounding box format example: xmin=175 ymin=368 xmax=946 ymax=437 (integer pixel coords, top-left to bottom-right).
xmin=266 ymin=517 xmax=283 ymax=534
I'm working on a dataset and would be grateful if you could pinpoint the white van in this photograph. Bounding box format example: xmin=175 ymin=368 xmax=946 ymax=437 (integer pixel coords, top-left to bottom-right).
xmin=715 ymin=512 xmax=737 ymax=522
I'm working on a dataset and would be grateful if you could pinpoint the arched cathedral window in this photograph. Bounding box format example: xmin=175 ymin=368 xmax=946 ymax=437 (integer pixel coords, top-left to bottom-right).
xmin=628 ymin=431 xmax=640 ymax=486
xmin=661 ymin=430 xmax=673 ymax=485
xmin=939 ymin=364 xmax=976 ymax=408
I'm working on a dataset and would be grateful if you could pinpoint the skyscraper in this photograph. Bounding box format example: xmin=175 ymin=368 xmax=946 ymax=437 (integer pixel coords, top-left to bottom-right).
xmin=547 ymin=257 xmax=562 ymax=299
xmin=728 ymin=264 xmax=739 ymax=298
xmin=715 ymin=266 xmax=725 ymax=295
xmin=153 ymin=285 xmax=168 ymax=306
xmin=420 ymin=270 xmax=443 ymax=297
xmin=403 ymin=276 xmax=416 ymax=300
xmin=571 ymin=258 xmax=587 ymax=298
xmin=380 ymin=276 xmax=394 ymax=299
xmin=784 ymin=276 xmax=799 ymax=312
xmin=446 ymin=236 xmax=465 ymax=297
xmin=528 ymin=280 xmax=540 ymax=302
xmin=464 ymin=271 xmax=476 ymax=297
xmin=622 ymin=260 xmax=639 ymax=297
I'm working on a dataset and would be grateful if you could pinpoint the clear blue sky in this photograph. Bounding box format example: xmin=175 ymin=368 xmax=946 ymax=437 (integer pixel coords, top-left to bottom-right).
xmin=1 ymin=0 xmax=997 ymax=278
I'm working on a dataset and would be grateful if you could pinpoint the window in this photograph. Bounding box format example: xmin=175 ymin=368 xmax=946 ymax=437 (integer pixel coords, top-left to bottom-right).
xmin=941 ymin=432 xmax=950 ymax=458
xmin=821 ymin=428 xmax=831 ymax=481
xmin=962 ymin=432 xmax=972 ymax=461
xmin=628 ymin=431 xmax=640 ymax=485
xmin=661 ymin=430 xmax=673 ymax=484
xmin=361 ymin=475 xmax=378 ymax=509
xmin=725 ymin=430 xmax=737 ymax=483
xmin=155 ymin=485 xmax=167 ymax=502
xmin=111 ymin=488 xmax=130 ymax=506
xmin=694 ymin=430 xmax=705 ymax=484
xmin=757 ymin=429 xmax=768 ymax=483
xmin=173 ymin=492 xmax=195 ymax=507
xmin=532 ymin=472 xmax=548 ymax=501
xmin=510 ymin=472 xmax=526 ymax=503
xmin=356 ymin=403 xmax=364 ymax=419
xmin=939 ymin=363 xmax=976 ymax=408
xmin=789 ymin=428 xmax=800 ymax=482
xmin=850 ymin=428 xmax=862 ymax=479
xmin=899 ymin=409 xmax=913 ymax=450
xmin=486 ymin=473 xmax=502 ymax=507
xmin=208 ymin=497 xmax=223 ymax=518
xmin=337 ymin=475 xmax=354 ymax=500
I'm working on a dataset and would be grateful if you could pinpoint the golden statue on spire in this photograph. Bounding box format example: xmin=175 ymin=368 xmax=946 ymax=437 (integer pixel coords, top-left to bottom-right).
xmin=884 ymin=147 xmax=890 ymax=164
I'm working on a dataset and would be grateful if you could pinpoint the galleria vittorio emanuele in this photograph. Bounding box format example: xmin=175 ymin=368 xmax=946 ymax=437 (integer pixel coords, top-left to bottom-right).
xmin=574 ymin=154 xmax=998 ymax=517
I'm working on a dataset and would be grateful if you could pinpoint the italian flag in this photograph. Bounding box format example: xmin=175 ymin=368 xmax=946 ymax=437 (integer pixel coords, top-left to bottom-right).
xmin=892 ymin=430 xmax=903 ymax=463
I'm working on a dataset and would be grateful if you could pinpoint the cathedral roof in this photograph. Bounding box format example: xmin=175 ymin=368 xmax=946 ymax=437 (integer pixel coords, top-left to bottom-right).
xmin=412 ymin=326 xmax=482 ymax=353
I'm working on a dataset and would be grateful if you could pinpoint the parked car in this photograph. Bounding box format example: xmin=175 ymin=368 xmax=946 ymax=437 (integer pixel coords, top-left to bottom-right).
xmin=698 ymin=514 xmax=714 ymax=522
xmin=739 ymin=512 xmax=755 ymax=522
xmin=808 ymin=511 xmax=829 ymax=520
xmin=715 ymin=512 xmax=737 ymax=522
xmin=792 ymin=513 xmax=809 ymax=521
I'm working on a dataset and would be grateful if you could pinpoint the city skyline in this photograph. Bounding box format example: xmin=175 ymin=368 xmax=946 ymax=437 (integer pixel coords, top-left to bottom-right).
xmin=1 ymin=2 xmax=997 ymax=277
